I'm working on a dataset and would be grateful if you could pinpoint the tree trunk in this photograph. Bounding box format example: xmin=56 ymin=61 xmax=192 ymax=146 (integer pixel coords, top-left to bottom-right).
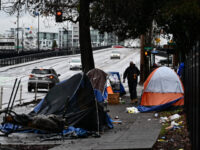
xmin=79 ymin=0 xmax=95 ymax=73
xmin=139 ymin=34 xmax=145 ymax=84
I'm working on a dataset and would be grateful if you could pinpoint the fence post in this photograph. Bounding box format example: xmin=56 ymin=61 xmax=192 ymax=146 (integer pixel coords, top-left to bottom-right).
xmin=19 ymin=85 xmax=22 ymax=105
xmin=0 ymin=87 xmax=3 ymax=109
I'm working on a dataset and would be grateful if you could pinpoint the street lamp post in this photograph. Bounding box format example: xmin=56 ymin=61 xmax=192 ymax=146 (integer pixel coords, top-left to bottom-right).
xmin=17 ymin=3 xmax=19 ymax=53
xmin=34 ymin=11 xmax=40 ymax=51
xmin=37 ymin=12 xmax=40 ymax=51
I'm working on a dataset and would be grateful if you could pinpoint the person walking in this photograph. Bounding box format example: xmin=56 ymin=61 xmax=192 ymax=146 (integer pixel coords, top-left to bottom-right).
xmin=123 ymin=61 xmax=140 ymax=104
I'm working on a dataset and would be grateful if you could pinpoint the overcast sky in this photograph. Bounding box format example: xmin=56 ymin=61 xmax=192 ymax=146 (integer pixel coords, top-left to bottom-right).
xmin=0 ymin=10 xmax=70 ymax=34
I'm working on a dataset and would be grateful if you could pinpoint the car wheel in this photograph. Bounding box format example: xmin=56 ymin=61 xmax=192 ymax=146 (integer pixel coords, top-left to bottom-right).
xmin=28 ymin=86 xmax=32 ymax=92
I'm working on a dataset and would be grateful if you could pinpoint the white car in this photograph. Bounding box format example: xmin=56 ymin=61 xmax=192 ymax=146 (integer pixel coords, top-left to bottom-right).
xmin=110 ymin=51 xmax=120 ymax=59
xmin=69 ymin=58 xmax=82 ymax=70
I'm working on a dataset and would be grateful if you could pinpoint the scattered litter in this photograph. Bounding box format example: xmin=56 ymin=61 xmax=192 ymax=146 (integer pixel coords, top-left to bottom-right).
xmin=165 ymin=123 xmax=182 ymax=130
xmin=126 ymin=107 xmax=140 ymax=114
xmin=173 ymin=126 xmax=181 ymax=130
xmin=112 ymin=120 xmax=122 ymax=124
xmin=178 ymin=121 xmax=183 ymax=125
xmin=157 ymin=139 xmax=168 ymax=142
xmin=154 ymin=113 xmax=159 ymax=118
xmin=148 ymin=118 xmax=151 ymax=121
xmin=112 ymin=116 xmax=122 ymax=124
xmin=161 ymin=136 xmax=166 ymax=140
xmin=171 ymin=121 xmax=179 ymax=126
xmin=169 ymin=114 xmax=181 ymax=121
xmin=165 ymin=125 xmax=173 ymax=130
xmin=160 ymin=117 xmax=169 ymax=123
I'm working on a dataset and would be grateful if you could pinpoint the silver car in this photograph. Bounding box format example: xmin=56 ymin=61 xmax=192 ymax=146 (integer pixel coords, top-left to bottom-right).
xmin=28 ymin=68 xmax=60 ymax=92
xmin=110 ymin=51 xmax=121 ymax=59
xmin=69 ymin=58 xmax=82 ymax=70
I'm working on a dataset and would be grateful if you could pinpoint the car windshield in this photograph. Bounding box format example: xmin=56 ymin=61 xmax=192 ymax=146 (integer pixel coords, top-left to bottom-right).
xmin=71 ymin=59 xmax=81 ymax=63
xmin=112 ymin=51 xmax=120 ymax=54
xmin=31 ymin=69 xmax=51 ymax=74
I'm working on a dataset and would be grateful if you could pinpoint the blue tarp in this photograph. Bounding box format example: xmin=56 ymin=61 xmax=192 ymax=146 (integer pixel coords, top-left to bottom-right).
xmin=0 ymin=123 xmax=88 ymax=137
xmin=177 ymin=62 xmax=184 ymax=77
xmin=137 ymin=97 xmax=184 ymax=112
xmin=94 ymin=89 xmax=105 ymax=102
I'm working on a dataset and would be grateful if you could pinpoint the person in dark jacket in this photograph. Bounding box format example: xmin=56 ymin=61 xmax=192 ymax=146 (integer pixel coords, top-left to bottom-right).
xmin=123 ymin=61 xmax=140 ymax=104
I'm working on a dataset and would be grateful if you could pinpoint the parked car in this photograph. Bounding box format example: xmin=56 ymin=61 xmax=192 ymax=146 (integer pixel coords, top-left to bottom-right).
xmin=110 ymin=51 xmax=120 ymax=59
xmin=69 ymin=58 xmax=82 ymax=70
xmin=28 ymin=68 xmax=60 ymax=92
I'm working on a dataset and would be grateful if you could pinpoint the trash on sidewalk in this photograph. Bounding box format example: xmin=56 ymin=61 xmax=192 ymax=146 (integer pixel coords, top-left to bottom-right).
xmin=171 ymin=121 xmax=179 ymax=126
xmin=165 ymin=120 xmax=182 ymax=130
xmin=157 ymin=139 xmax=168 ymax=142
xmin=112 ymin=120 xmax=122 ymax=124
xmin=154 ymin=113 xmax=159 ymax=118
xmin=160 ymin=116 xmax=169 ymax=123
xmin=126 ymin=106 xmax=140 ymax=114
xmin=112 ymin=116 xmax=122 ymax=124
xmin=169 ymin=114 xmax=181 ymax=121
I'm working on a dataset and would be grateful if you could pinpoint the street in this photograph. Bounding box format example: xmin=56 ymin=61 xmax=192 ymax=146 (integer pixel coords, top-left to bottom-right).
xmin=0 ymin=47 xmax=143 ymax=109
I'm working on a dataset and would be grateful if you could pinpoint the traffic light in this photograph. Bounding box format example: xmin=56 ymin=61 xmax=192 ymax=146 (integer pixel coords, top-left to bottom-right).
xmin=144 ymin=50 xmax=149 ymax=56
xmin=56 ymin=10 xmax=63 ymax=22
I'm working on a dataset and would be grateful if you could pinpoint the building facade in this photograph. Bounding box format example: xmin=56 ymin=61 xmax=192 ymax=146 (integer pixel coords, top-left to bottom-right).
xmin=4 ymin=23 xmax=122 ymax=51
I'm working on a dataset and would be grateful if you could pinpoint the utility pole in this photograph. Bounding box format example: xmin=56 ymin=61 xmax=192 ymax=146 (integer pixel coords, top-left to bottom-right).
xmin=22 ymin=28 xmax=24 ymax=52
xmin=17 ymin=3 xmax=19 ymax=54
xmin=38 ymin=12 xmax=40 ymax=51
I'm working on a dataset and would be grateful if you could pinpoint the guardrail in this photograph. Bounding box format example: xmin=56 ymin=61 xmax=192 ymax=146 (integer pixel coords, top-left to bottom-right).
xmin=0 ymin=46 xmax=110 ymax=67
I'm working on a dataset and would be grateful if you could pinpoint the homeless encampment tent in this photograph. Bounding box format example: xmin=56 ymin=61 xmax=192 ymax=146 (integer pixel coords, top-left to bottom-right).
xmin=108 ymin=72 xmax=126 ymax=96
xmin=87 ymin=68 xmax=109 ymax=102
xmin=138 ymin=66 xmax=184 ymax=112
xmin=0 ymin=73 xmax=113 ymax=136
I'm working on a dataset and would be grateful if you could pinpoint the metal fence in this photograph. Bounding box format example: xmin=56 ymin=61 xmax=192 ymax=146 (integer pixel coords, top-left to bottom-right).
xmin=184 ymin=41 xmax=199 ymax=150
xmin=0 ymin=46 xmax=110 ymax=67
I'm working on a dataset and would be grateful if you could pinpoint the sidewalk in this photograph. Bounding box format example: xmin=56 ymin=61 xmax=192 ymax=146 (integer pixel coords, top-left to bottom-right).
xmin=50 ymin=84 xmax=161 ymax=150
xmin=50 ymin=106 xmax=161 ymax=150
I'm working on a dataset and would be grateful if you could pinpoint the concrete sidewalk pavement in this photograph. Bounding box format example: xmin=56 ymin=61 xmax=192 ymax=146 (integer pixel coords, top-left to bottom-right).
xmin=50 ymin=84 xmax=161 ymax=150
xmin=50 ymin=104 xmax=161 ymax=150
